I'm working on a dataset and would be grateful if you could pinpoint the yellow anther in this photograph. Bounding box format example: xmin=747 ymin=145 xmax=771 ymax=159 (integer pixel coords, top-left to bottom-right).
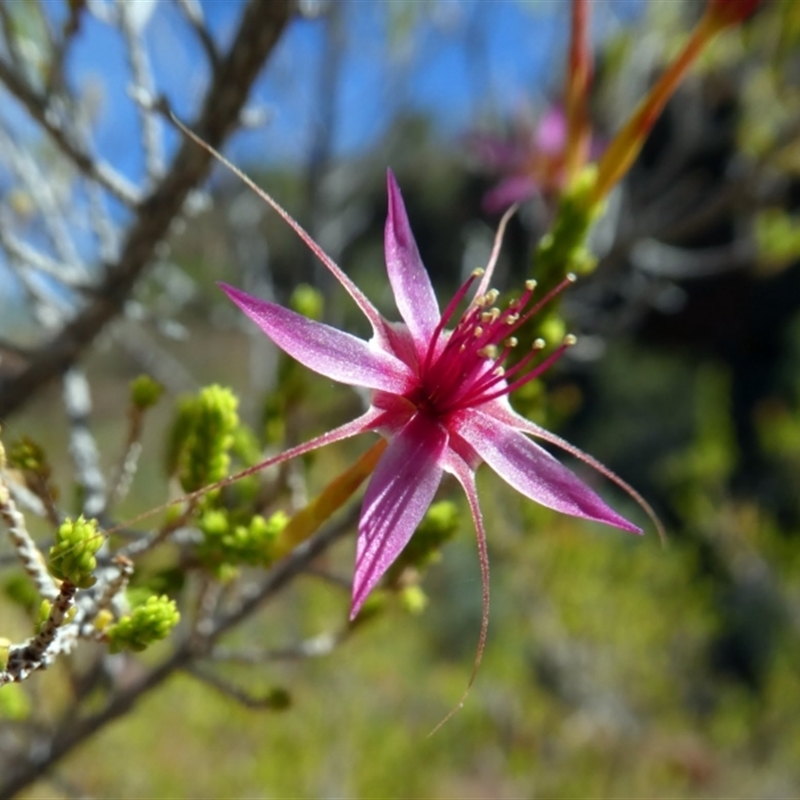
xmin=478 ymin=345 xmax=498 ymax=359
xmin=485 ymin=289 xmax=499 ymax=305
xmin=493 ymin=367 xmax=505 ymax=377
xmin=505 ymin=313 xmax=519 ymax=325
xmin=533 ymin=338 xmax=546 ymax=350
xmin=472 ymin=268 xmax=485 ymax=278
xmin=525 ymin=279 xmax=537 ymax=291
xmin=564 ymin=334 xmax=578 ymax=346
xmin=566 ymin=273 xmax=577 ymax=284
xmin=504 ymin=337 xmax=518 ymax=348
xmin=473 ymin=326 xmax=484 ymax=337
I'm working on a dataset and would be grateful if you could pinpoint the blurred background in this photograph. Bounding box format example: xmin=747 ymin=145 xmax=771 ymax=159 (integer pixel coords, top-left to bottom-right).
xmin=2 ymin=0 xmax=800 ymax=796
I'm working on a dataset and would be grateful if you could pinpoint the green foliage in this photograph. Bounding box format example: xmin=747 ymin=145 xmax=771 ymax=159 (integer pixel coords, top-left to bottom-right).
xmin=48 ymin=516 xmax=103 ymax=589
xmin=3 ymin=572 xmax=40 ymax=613
xmin=755 ymin=208 xmax=800 ymax=270
xmin=107 ymin=595 xmax=180 ymax=654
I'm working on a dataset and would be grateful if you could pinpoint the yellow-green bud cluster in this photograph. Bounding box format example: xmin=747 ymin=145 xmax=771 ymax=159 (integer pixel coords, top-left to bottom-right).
xmin=48 ymin=516 xmax=103 ymax=589
xmin=168 ymin=385 xmax=239 ymax=493
xmin=7 ymin=436 xmax=51 ymax=479
xmin=388 ymin=501 xmax=460 ymax=580
xmin=130 ymin=374 xmax=164 ymax=410
xmin=197 ymin=509 xmax=287 ymax=570
xmin=107 ymin=595 xmax=180 ymax=653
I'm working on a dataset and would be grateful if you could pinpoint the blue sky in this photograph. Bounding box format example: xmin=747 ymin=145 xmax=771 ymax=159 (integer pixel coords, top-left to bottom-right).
xmin=59 ymin=0 xmax=645 ymax=181
xmin=0 ymin=0 xmax=645 ymax=343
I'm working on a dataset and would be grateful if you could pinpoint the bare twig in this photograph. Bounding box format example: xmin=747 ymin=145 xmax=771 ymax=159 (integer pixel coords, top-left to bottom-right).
xmin=183 ymin=665 xmax=289 ymax=710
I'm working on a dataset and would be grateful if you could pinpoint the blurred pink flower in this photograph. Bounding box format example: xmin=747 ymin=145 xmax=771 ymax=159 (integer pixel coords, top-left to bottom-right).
xmin=220 ymin=170 xmax=645 ymax=625
xmin=470 ymin=107 xmax=575 ymax=214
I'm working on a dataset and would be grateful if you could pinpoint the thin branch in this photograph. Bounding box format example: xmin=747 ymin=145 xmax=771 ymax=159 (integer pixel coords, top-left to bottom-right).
xmin=183 ymin=665 xmax=289 ymax=710
xmin=174 ymin=0 xmax=220 ymax=70
xmin=0 ymin=57 xmax=141 ymax=205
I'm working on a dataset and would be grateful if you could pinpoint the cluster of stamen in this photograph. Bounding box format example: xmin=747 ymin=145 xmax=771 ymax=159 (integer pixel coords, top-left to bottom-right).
xmin=417 ymin=271 xmax=577 ymax=416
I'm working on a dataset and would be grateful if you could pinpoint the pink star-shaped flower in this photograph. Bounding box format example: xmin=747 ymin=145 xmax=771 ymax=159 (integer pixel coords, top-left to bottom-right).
xmin=219 ymin=169 xmax=650 ymax=625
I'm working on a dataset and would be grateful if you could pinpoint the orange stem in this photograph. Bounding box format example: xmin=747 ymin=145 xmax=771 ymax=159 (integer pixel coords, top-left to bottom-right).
xmin=591 ymin=11 xmax=719 ymax=205
xmin=565 ymin=0 xmax=592 ymax=182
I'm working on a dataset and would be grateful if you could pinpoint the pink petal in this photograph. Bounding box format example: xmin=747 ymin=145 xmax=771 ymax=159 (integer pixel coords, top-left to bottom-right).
xmin=351 ymin=413 xmax=448 ymax=618
xmin=384 ymin=170 xmax=440 ymax=351
xmin=465 ymin=131 xmax=527 ymax=171
xmin=220 ymin=283 xmax=413 ymax=394
xmin=451 ymin=410 xmax=641 ymax=533
xmin=535 ymin=106 xmax=568 ymax=154
xmin=482 ymin=176 xmax=539 ymax=214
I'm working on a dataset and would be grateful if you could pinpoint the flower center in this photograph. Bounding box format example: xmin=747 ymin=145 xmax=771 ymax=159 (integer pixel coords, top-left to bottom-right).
xmin=412 ymin=271 xmax=577 ymax=417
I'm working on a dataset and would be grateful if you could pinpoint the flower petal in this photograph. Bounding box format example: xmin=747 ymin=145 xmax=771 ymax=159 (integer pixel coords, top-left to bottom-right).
xmin=535 ymin=106 xmax=568 ymax=154
xmin=351 ymin=413 xmax=448 ymax=618
xmin=384 ymin=170 xmax=440 ymax=349
xmin=220 ymin=283 xmax=413 ymax=393
xmin=482 ymin=176 xmax=539 ymax=214
xmin=451 ymin=410 xmax=641 ymax=532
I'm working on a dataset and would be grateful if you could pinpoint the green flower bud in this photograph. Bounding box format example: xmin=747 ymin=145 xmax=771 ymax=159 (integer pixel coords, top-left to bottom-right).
xmin=289 ymin=284 xmax=324 ymax=321
xmin=107 ymin=595 xmax=180 ymax=653
xmin=169 ymin=385 xmax=240 ymax=493
xmin=7 ymin=436 xmax=47 ymax=473
xmin=130 ymin=375 xmax=164 ymax=410
xmin=7 ymin=437 xmax=57 ymax=501
xmin=0 ymin=682 xmax=31 ymax=721
xmin=400 ymin=585 xmax=428 ymax=615
xmin=197 ymin=509 xmax=287 ymax=568
xmin=36 ymin=600 xmax=51 ymax=634
xmin=48 ymin=516 xmax=103 ymax=589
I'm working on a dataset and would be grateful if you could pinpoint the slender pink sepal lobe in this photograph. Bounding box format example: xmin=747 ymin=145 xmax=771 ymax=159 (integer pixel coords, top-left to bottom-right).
xmin=219 ymin=283 xmax=413 ymax=394
xmin=351 ymin=412 xmax=448 ymax=619
xmin=452 ymin=409 xmax=642 ymax=533
xmin=384 ymin=170 xmax=441 ymax=350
